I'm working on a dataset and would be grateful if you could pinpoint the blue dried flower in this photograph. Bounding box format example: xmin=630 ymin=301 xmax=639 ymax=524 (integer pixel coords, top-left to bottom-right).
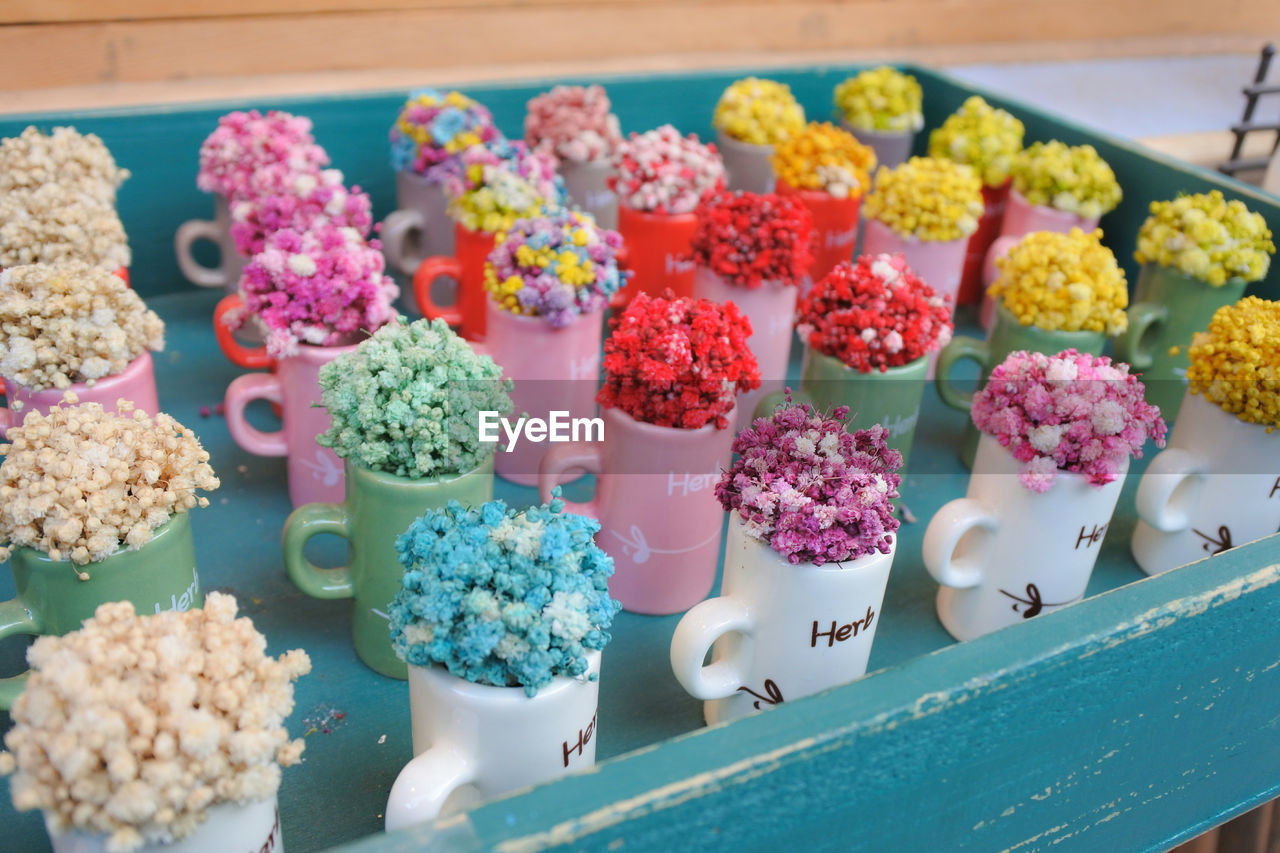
xmin=388 ymin=493 xmax=620 ymax=696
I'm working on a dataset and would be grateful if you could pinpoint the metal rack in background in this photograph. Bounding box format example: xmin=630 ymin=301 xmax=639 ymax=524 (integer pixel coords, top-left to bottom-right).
xmin=1219 ymin=43 xmax=1280 ymax=177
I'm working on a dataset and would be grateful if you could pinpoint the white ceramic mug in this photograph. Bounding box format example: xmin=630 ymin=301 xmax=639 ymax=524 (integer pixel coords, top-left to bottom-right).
xmin=923 ymin=433 xmax=1128 ymax=641
xmin=670 ymin=517 xmax=894 ymax=726
xmin=1132 ymin=391 xmax=1280 ymax=576
xmin=385 ymin=651 xmax=602 ymax=831
xmin=46 ymin=797 xmax=281 ymax=853
xmin=174 ymin=194 xmax=246 ymax=293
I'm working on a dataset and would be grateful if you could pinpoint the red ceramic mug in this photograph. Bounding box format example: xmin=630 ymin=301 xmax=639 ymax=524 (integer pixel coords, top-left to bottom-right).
xmin=776 ymin=181 xmax=861 ymax=286
xmin=614 ymin=204 xmax=699 ymax=303
xmin=213 ymin=293 xmax=276 ymax=370
xmin=414 ymin=223 xmax=496 ymax=342
xmin=956 ymin=180 xmax=1010 ymax=305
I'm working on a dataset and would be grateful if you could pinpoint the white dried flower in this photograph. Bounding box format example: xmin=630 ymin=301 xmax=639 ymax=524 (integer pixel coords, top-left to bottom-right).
xmin=1 ymin=594 xmax=309 ymax=852
xmin=0 ymin=126 xmax=129 ymax=204
xmin=0 ymin=184 xmax=131 ymax=270
xmin=0 ymin=263 xmax=162 ymax=391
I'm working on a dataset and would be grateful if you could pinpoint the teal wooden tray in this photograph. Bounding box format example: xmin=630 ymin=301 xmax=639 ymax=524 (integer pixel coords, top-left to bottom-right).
xmin=1 ymin=63 xmax=1278 ymax=852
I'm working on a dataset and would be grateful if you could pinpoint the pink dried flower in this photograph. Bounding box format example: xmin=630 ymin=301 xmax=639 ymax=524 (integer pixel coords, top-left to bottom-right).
xmin=609 ymin=125 xmax=725 ymax=215
xmin=229 ymin=167 xmax=373 ymax=256
xmin=197 ymin=110 xmax=329 ymax=199
xmin=971 ymin=349 xmax=1167 ymax=492
xmin=716 ymin=397 xmax=902 ymax=564
xmin=525 ymin=85 xmax=623 ymax=164
xmin=229 ymin=225 xmax=399 ymax=358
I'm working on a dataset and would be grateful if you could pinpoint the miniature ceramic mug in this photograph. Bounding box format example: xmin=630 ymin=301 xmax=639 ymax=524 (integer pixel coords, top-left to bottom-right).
xmin=559 ymin=159 xmax=618 ymax=230
xmin=614 ymin=204 xmax=699 ymax=303
xmin=978 ymin=188 xmax=1100 ymax=329
xmin=692 ymin=267 xmax=797 ymax=432
xmin=174 ymin=194 xmax=247 ymax=292
xmin=935 ymin=302 xmax=1106 ymax=468
xmin=0 ymin=513 xmax=201 ymax=710
xmin=45 ymin=797 xmax=281 ymax=853
xmin=1132 ymin=391 xmax=1280 ymax=576
xmin=923 ymin=433 xmax=1128 ymax=642
xmin=840 ymin=122 xmax=914 ymax=171
xmin=212 ymin=293 xmax=276 ymax=370
xmin=776 ymin=181 xmax=861 ymax=286
xmin=539 ymin=406 xmax=736 ymax=615
xmin=471 ymin=300 xmax=602 ymax=486
xmin=1113 ymin=264 xmax=1248 ymax=427
xmin=716 ymin=130 xmax=775 ymax=194
xmin=957 ymin=181 xmax=1009 ymax=306
xmin=382 ymin=170 xmax=454 ymax=277
xmin=415 ymin=223 xmax=497 ymax=342
xmin=758 ymin=347 xmax=928 ymax=470
xmin=385 ymin=651 xmax=602 ymax=831
xmin=0 ymin=351 xmax=159 ymax=439
xmin=670 ymin=517 xmax=894 ymax=726
xmin=861 ymin=218 xmax=968 ymax=313
xmin=224 ymin=340 xmax=358 ymax=507
xmin=282 ymin=458 xmax=495 ymax=679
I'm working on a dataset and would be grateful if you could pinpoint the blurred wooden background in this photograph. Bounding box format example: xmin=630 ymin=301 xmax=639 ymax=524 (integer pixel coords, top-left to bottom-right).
xmin=2 ymin=0 xmax=1278 ymax=109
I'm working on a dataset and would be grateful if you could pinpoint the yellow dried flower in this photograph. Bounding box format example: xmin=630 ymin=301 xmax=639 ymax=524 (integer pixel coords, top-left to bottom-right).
xmin=0 ymin=398 xmax=219 ymax=565
xmin=0 ymin=183 xmax=130 ymax=270
xmin=769 ymin=121 xmax=876 ymax=199
xmin=0 ymin=126 xmax=130 ymax=205
xmin=1 ymin=593 xmax=309 ymax=852
xmin=713 ymin=77 xmax=806 ymax=146
xmin=863 ymin=156 xmax=984 ymax=242
xmin=0 ymin=262 xmax=164 ymax=392
xmin=833 ymin=66 xmax=924 ymax=133
xmin=928 ymin=95 xmax=1025 ymax=187
xmin=1186 ymin=296 xmax=1280 ymax=429
xmin=1011 ymin=141 xmax=1122 ymax=219
xmin=989 ymin=229 xmax=1128 ymax=335
xmin=1134 ymin=191 xmax=1274 ymax=286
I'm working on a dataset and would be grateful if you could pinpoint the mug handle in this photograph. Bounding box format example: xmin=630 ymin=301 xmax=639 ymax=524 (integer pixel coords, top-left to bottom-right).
xmin=225 ymin=373 xmax=288 ymax=457
xmin=935 ymin=336 xmax=991 ymax=413
xmin=669 ymin=596 xmax=754 ymax=701
xmin=282 ymin=502 xmax=355 ymax=598
xmin=213 ymin=294 xmax=275 ymax=370
xmin=1116 ymin=302 xmax=1168 ymax=371
xmin=175 ymin=218 xmax=230 ymax=288
xmin=0 ymin=403 xmax=12 ymax=441
xmin=608 ymin=244 xmax=632 ymax=310
xmin=381 ymin=209 xmax=428 ymax=276
xmin=384 ymin=745 xmax=475 ymax=832
xmin=413 ymin=256 xmax=464 ymax=327
xmin=1134 ymin=447 xmax=1206 ymax=533
xmin=538 ymin=442 xmax=603 ymax=518
xmin=922 ymin=497 xmax=999 ymax=589
xmin=0 ymin=598 xmax=41 ymax=710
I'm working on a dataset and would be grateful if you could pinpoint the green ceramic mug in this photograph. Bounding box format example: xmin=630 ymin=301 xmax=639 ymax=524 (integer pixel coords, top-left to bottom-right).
xmin=0 ymin=512 xmax=201 ymax=709
xmin=936 ymin=302 xmax=1106 ymax=468
xmin=1113 ymin=263 xmax=1248 ymax=427
xmin=757 ymin=345 xmax=929 ymax=470
xmin=282 ymin=458 xmax=495 ymax=680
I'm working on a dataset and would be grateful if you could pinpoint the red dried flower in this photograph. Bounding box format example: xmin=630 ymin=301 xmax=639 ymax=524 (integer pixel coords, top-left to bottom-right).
xmin=597 ymin=291 xmax=761 ymax=429
xmin=795 ymin=254 xmax=954 ymax=372
xmin=688 ymin=191 xmax=814 ymax=288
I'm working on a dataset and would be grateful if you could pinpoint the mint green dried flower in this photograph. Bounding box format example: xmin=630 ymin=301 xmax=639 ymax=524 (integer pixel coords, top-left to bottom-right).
xmin=317 ymin=318 xmax=512 ymax=478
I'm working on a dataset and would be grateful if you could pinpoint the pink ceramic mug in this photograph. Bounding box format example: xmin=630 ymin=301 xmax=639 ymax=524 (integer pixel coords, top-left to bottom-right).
xmin=473 ymin=300 xmax=603 ymax=486
xmin=692 ymin=267 xmax=797 ymax=432
xmin=224 ymin=342 xmax=359 ymax=507
xmin=978 ymin=189 xmax=1101 ymax=329
xmin=0 ymin=352 xmax=159 ymax=438
xmin=539 ymin=406 xmax=736 ymax=615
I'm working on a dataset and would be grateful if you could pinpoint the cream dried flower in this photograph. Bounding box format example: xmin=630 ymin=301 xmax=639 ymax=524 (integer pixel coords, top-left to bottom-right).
xmin=0 ymin=262 xmax=162 ymax=391
xmin=0 ymin=184 xmax=131 ymax=270
xmin=0 ymin=593 xmax=309 ymax=853
xmin=0 ymin=397 xmax=219 ymax=566
xmin=0 ymin=126 xmax=130 ymax=204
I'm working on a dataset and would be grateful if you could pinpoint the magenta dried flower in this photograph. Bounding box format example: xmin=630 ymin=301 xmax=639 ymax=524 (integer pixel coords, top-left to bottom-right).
xmin=715 ymin=398 xmax=903 ymax=564
xmin=229 ymin=167 xmax=373 ymax=256
xmin=197 ymin=109 xmax=329 ymax=199
xmin=229 ymin=225 xmax=399 ymax=358
xmin=970 ymin=349 xmax=1167 ymax=492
